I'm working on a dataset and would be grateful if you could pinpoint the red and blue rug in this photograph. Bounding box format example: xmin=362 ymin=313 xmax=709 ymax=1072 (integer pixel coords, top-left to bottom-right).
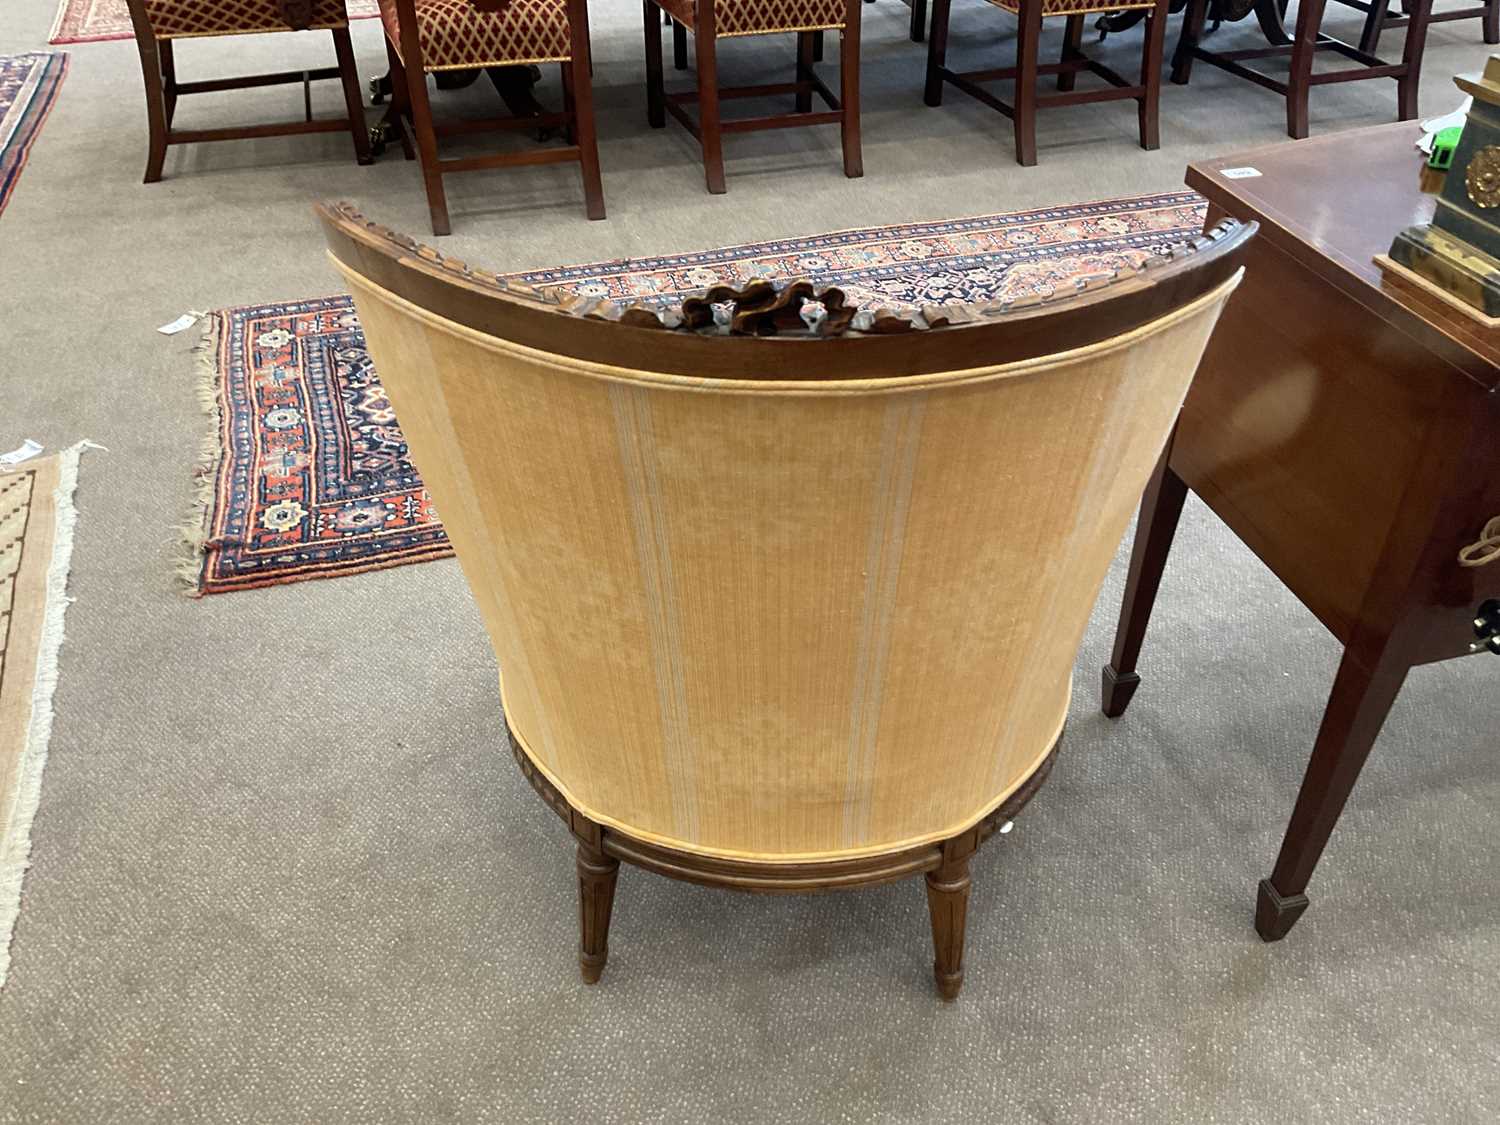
xmin=190 ymin=191 xmax=1207 ymax=594
xmin=0 ymin=54 xmax=68 ymax=220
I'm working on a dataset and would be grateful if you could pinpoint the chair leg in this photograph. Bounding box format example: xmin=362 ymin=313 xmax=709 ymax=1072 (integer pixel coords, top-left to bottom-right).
xmin=159 ymin=39 xmax=178 ymax=127
xmin=332 ymin=27 xmax=373 ymax=166
xmin=1013 ymin=0 xmax=1041 ymax=165
xmin=1171 ymin=0 xmax=1209 ymax=84
xmin=813 ymin=29 xmax=825 ymax=61
xmin=1285 ymin=0 xmax=1323 ymax=138
xmin=1057 ymin=14 xmax=1083 ymax=91
xmin=384 ymin=39 xmax=416 ymax=160
xmin=561 ymin=62 xmax=577 ymax=145
xmin=644 ymin=0 xmax=666 ymax=128
xmin=910 ymin=0 xmax=928 ymax=42
xmin=797 ymin=31 xmax=815 ymax=113
xmin=133 ymin=33 xmax=171 ymax=183
xmin=576 ymin=839 xmax=620 ymax=983
xmin=1396 ymin=0 xmax=1431 ymax=122
xmin=841 ymin=1 xmax=863 ymax=178
xmin=695 ymin=22 xmax=727 ymax=193
xmin=924 ymin=0 xmax=953 ymax=106
xmin=1356 ymin=0 xmax=1387 ymax=54
xmin=925 ymin=830 xmax=977 ymax=1001
xmin=401 ymin=60 xmax=451 ymax=235
xmin=673 ymin=19 xmax=689 ymax=69
xmin=1138 ymin=0 xmax=1167 ymax=150
xmin=1486 ymin=0 xmax=1499 ymax=45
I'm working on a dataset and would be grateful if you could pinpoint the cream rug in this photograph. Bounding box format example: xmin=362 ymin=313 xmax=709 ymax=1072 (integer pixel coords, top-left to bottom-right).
xmin=0 ymin=443 xmax=88 ymax=988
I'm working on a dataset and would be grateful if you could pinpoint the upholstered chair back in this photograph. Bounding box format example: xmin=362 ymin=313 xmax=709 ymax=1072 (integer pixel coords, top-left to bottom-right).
xmin=318 ymin=204 xmax=1250 ymax=868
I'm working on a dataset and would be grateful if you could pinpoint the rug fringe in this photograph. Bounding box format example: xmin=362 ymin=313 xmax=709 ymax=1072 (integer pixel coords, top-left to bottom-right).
xmin=177 ymin=315 xmax=225 ymax=597
xmin=0 ymin=440 xmax=93 ymax=989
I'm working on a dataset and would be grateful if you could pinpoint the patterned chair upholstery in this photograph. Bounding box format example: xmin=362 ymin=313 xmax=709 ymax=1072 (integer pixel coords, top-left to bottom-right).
xmin=379 ymin=0 xmax=573 ymax=69
xmin=656 ymin=0 xmax=847 ymax=35
xmin=140 ymin=0 xmax=349 ymax=37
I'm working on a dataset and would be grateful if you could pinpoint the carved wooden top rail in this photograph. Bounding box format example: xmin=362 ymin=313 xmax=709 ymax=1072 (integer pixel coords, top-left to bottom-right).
xmin=316 ymin=201 xmax=1255 ymax=379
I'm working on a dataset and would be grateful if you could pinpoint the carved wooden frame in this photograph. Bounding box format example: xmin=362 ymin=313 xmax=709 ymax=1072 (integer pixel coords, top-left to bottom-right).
xmin=508 ymin=723 xmax=1060 ymax=999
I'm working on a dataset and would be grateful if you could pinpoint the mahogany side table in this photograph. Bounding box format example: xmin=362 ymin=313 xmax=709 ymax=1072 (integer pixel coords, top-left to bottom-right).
xmin=1102 ymin=123 xmax=1500 ymax=940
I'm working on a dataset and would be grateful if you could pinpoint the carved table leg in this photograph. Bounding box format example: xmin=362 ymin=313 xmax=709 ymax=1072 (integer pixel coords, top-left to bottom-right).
xmin=1102 ymin=432 xmax=1187 ymax=718
xmin=577 ymin=839 xmax=620 ymax=982
xmin=925 ymin=828 xmax=978 ymax=1000
xmin=1256 ymin=639 xmax=1410 ymax=941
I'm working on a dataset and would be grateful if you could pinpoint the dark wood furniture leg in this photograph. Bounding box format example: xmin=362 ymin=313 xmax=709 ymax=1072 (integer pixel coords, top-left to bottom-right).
xmin=576 ymin=836 xmax=621 ymax=983
xmin=910 ymin=0 xmax=927 ymax=41
xmin=645 ymin=0 xmax=666 ymax=128
xmin=813 ymin=29 xmax=825 ymax=60
xmin=1102 ymin=436 xmax=1188 ymax=718
xmin=567 ymin=0 xmax=607 ymax=221
xmin=1138 ymin=0 xmax=1167 ymax=150
xmin=135 ymin=33 xmax=171 ymax=183
xmin=797 ymin=31 xmax=816 ymax=113
xmin=1057 ymin=14 xmax=1084 ymax=91
xmin=1013 ymin=0 xmax=1042 ymax=167
xmin=926 ymin=828 xmax=978 ymax=1001
xmin=923 ymin=0 xmax=952 ymax=105
xmin=1285 ymin=0 xmax=1324 ymax=139
xmin=1256 ymin=641 xmax=1410 ymax=941
xmin=1171 ymin=0 xmax=1209 ymax=84
xmin=841 ymin=0 xmax=863 ymax=178
xmin=396 ymin=47 xmax=451 ymax=235
xmin=1395 ymin=0 xmax=1431 ymax=122
xmin=382 ymin=38 xmax=417 ymax=160
xmin=695 ymin=7 xmax=727 ymax=194
xmin=1357 ymin=0 xmax=1388 ymax=54
xmin=159 ymin=38 xmax=178 ymax=125
xmin=673 ymin=19 xmax=689 ymax=69
xmin=1487 ymin=0 xmax=1499 ymax=44
xmin=332 ymin=27 xmax=374 ymax=165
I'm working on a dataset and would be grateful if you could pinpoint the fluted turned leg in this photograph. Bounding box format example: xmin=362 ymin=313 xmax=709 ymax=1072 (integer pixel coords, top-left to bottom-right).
xmin=577 ymin=840 xmax=620 ymax=983
xmin=925 ymin=830 xmax=978 ymax=1000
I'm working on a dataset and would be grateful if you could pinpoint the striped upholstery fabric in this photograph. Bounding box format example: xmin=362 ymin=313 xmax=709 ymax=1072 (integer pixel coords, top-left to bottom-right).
xmin=985 ymin=0 xmax=1155 ymax=13
xmin=381 ymin=0 xmax=572 ymax=69
xmin=142 ymin=0 xmax=348 ymax=36
xmin=657 ymin=0 xmax=846 ymax=36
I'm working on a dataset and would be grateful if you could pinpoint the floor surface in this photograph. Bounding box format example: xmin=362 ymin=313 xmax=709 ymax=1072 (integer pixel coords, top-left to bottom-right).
xmin=1 ymin=1 xmax=1498 ymax=1121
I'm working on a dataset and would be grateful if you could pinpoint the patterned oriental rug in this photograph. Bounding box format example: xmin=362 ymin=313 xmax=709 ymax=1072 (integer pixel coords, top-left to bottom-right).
xmin=189 ymin=191 xmax=1208 ymax=595
xmin=0 ymin=446 xmax=89 ymax=988
xmin=48 ymin=0 xmax=380 ymax=45
xmin=0 ymin=54 xmax=68 ymax=220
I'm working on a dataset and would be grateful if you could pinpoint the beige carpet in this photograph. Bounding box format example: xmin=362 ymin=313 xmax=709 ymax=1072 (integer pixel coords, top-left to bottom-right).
xmin=0 ymin=445 xmax=87 ymax=988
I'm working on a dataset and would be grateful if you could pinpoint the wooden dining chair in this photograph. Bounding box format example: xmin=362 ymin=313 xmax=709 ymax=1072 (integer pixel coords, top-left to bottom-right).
xmin=378 ymin=0 xmax=605 ymax=234
xmin=643 ymin=0 xmax=863 ymax=193
xmin=124 ymin=0 xmax=371 ymax=183
xmin=923 ymin=0 xmax=1170 ymax=166
xmin=317 ymin=199 xmax=1255 ymax=998
xmin=1170 ymin=0 xmax=1433 ymax=139
xmin=1332 ymin=0 xmax=1494 ymax=57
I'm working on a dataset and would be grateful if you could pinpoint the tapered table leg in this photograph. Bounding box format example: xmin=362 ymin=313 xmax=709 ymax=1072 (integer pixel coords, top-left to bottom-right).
xmin=1256 ymin=639 xmax=1410 ymax=941
xmin=577 ymin=840 xmax=620 ymax=982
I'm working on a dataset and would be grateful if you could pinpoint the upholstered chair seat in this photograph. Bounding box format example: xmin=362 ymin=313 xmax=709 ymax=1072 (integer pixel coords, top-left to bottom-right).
xmin=379 ymin=0 xmax=572 ymax=69
xmin=655 ymin=0 xmax=846 ymax=35
xmin=141 ymin=0 xmax=349 ymax=35
xmin=317 ymin=202 xmax=1256 ymax=1000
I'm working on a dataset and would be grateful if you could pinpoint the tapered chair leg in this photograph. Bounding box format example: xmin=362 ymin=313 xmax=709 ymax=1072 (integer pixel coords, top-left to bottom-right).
xmin=1057 ymin=14 xmax=1083 ymax=91
xmin=924 ymin=0 xmax=952 ymax=106
xmin=1485 ymin=0 xmax=1498 ymax=44
xmin=383 ymin=39 xmax=417 ymax=160
xmin=1138 ymin=0 xmax=1167 ymax=150
xmin=840 ymin=0 xmax=863 ymax=178
xmin=332 ymin=27 xmax=374 ymax=165
xmin=577 ymin=840 xmax=620 ymax=982
xmin=644 ymin=0 xmax=666 ymax=127
xmin=1171 ymin=0 xmax=1208 ymax=84
xmin=1356 ymin=0 xmax=1387 ymax=55
xmin=673 ymin=19 xmax=689 ymax=69
xmin=1013 ymin=0 xmax=1042 ymax=165
xmin=134 ymin=32 xmax=171 ymax=183
xmin=1395 ymin=0 xmax=1431 ymax=122
xmin=565 ymin=0 xmax=606 ymax=222
xmin=400 ymin=57 xmax=452 ymax=234
xmin=797 ymin=31 xmax=815 ymax=113
xmin=925 ymin=831 xmax=977 ymax=1000
xmin=1285 ymin=0 xmax=1324 ymax=138
xmin=910 ymin=0 xmax=927 ymax=41
xmin=695 ymin=20 xmax=727 ymax=193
